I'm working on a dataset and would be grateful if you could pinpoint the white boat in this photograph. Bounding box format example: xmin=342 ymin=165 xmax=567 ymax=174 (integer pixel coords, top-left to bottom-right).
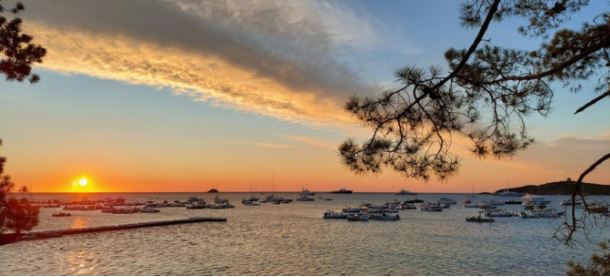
xmin=522 ymin=194 xmax=551 ymax=209
xmin=421 ymin=202 xmax=443 ymax=212
xmin=323 ymin=210 xmax=348 ymax=219
xmin=520 ymin=208 xmax=563 ymax=218
xmin=484 ymin=209 xmax=516 ymax=217
xmin=396 ymin=189 xmax=417 ymax=195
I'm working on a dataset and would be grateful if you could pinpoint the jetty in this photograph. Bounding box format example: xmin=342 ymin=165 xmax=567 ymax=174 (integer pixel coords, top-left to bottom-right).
xmin=0 ymin=217 xmax=226 ymax=245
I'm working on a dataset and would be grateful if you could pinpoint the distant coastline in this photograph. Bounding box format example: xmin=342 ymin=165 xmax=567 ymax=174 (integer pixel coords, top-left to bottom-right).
xmin=494 ymin=179 xmax=610 ymax=195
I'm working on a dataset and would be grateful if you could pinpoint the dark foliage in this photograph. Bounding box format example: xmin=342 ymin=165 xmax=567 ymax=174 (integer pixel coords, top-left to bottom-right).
xmin=0 ymin=1 xmax=46 ymax=83
xmin=568 ymin=240 xmax=610 ymax=275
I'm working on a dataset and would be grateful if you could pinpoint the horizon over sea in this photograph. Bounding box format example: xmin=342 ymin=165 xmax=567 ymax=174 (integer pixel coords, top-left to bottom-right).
xmin=1 ymin=192 xmax=609 ymax=275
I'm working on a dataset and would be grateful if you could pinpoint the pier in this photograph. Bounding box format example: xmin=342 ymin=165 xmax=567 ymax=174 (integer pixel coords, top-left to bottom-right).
xmin=0 ymin=217 xmax=227 ymax=245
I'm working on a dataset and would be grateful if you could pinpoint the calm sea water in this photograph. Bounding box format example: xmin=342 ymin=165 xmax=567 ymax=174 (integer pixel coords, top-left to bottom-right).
xmin=1 ymin=192 xmax=609 ymax=275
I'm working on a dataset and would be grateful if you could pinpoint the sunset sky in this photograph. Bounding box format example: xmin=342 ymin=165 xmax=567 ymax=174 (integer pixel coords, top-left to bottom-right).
xmin=0 ymin=0 xmax=608 ymax=193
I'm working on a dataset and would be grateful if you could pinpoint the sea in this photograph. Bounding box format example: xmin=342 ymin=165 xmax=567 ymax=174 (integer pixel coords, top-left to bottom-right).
xmin=0 ymin=192 xmax=609 ymax=275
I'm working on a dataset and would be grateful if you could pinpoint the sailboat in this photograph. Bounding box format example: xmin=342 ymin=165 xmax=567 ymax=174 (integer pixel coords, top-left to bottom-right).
xmin=242 ymin=183 xmax=260 ymax=206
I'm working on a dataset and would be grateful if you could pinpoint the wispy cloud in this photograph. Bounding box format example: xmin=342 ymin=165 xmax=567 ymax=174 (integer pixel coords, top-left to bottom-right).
xmin=236 ymin=140 xmax=294 ymax=150
xmin=279 ymin=134 xmax=337 ymax=150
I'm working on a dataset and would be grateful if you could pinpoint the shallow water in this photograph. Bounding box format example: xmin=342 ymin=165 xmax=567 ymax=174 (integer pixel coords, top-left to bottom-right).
xmin=1 ymin=192 xmax=609 ymax=275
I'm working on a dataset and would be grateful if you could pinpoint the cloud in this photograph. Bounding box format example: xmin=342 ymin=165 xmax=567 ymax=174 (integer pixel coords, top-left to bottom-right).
xmin=279 ymin=134 xmax=337 ymax=150
xmin=237 ymin=140 xmax=294 ymax=150
xmin=19 ymin=0 xmax=382 ymax=125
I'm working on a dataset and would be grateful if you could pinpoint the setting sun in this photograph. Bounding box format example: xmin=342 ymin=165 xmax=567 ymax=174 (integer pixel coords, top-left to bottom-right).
xmin=78 ymin=178 xmax=88 ymax=186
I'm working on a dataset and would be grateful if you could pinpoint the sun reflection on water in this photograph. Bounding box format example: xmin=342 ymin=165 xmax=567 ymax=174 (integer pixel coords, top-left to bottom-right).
xmin=70 ymin=216 xmax=89 ymax=229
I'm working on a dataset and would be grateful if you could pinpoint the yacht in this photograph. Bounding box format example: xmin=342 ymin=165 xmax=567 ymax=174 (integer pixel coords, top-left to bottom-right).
xmin=296 ymin=189 xmax=315 ymax=201
xmin=301 ymin=188 xmax=315 ymax=196
xmin=395 ymin=189 xmax=417 ymax=195
xmin=522 ymin=194 xmax=551 ymax=209
xmin=331 ymin=188 xmax=353 ymax=194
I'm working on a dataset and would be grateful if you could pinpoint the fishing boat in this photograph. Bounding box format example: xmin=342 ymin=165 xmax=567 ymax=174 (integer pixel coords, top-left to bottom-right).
xmin=395 ymin=189 xmax=417 ymax=195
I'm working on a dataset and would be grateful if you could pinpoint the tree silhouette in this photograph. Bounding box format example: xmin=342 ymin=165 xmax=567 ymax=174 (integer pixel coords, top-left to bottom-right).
xmin=0 ymin=1 xmax=45 ymax=83
xmin=0 ymin=1 xmax=45 ymax=235
xmin=340 ymin=0 xmax=608 ymax=243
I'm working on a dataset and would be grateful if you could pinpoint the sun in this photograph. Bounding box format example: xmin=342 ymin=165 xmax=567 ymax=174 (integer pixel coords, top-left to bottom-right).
xmin=78 ymin=178 xmax=89 ymax=186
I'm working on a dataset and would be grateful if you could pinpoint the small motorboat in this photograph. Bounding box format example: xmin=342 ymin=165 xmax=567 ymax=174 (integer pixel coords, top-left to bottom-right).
xmin=322 ymin=210 xmax=348 ymax=219
xmin=51 ymin=212 xmax=71 ymax=217
xmin=401 ymin=203 xmax=417 ymax=210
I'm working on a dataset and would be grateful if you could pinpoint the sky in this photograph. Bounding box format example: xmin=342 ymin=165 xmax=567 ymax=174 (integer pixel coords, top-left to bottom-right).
xmin=0 ymin=0 xmax=608 ymax=193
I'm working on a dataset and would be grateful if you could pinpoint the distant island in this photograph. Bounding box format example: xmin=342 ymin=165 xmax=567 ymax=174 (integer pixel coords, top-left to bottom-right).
xmin=207 ymin=189 xmax=219 ymax=193
xmin=495 ymin=179 xmax=610 ymax=195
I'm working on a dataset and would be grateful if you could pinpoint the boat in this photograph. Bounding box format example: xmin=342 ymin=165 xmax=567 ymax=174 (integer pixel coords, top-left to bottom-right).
xmin=401 ymin=203 xmax=417 ymax=210
xmin=520 ymin=208 xmax=563 ymax=218
xmin=438 ymin=197 xmax=457 ymax=205
xmin=587 ymin=202 xmax=609 ymax=214
xmin=495 ymin=190 xmax=525 ymax=197
xmin=296 ymin=189 xmax=315 ymax=201
xmin=205 ymin=203 xmax=235 ymax=209
xmin=185 ymin=201 xmax=207 ymax=209
xmin=322 ymin=210 xmax=348 ymax=219
xmin=241 ymin=199 xmax=260 ymax=206
xmin=296 ymin=195 xmax=315 ymax=201
xmin=484 ymin=209 xmax=516 ymax=217
xmin=318 ymin=197 xmax=333 ymax=201
xmin=370 ymin=213 xmax=400 ymax=221
xmin=111 ymin=208 xmax=140 ymax=214
xmin=421 ymin=202 xmax=443 ymax=212
xmin=346 ymin=213 xmax=369 ymax=221
xmin=51 ymin=212 xmax=71 ymax=217
xmin=331 ymin=188 xmax=353 ymax=194
xmin=522 ymin=194 xmax=551 ymax=209
xmin=466 ymin=215 xmax=495 ymax=223
xmin=261 ymin=194 xmax=282 ymax=203
xmin=395 ymin=189 xmax=417 ymax=195
xmin=301 ymin=188 xmax=315 ymax=196
xmin=140 ymin=207 xmax=160 ymax=213
xmin=214 ymin=195 xmax=229 ymax=204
